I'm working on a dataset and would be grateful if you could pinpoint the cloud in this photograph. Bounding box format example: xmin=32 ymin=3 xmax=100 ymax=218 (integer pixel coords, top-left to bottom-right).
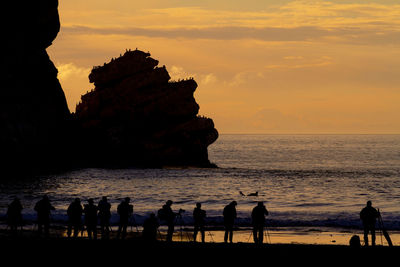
xmin=62 ymin=25 xmax=329 ymax=41
xmin=61 ymin=23 xmax=400 ymax=46
xmin=55 ymin=63 xmax=92 ymax=111
xmin=57 ymin=63 xmax=91 ymax=81
xmin=168 ymin=65 xmax=217 ymax=86
xmin=200 ymin=73 xmax=218 ymax=85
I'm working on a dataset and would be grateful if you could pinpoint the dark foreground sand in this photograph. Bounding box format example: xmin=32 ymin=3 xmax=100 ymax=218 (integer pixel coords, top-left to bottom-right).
xmin=1 ymin=228 xmax=398 ymax=265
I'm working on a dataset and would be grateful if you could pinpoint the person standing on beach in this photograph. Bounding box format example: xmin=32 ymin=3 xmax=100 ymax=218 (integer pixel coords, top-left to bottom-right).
xmin=360 ymin=200 xmax=380 ymax=246
xmin=84 ymin=198 xmax=98 ymax=239
xmin=116 ymin=197 xmax=133 ymax=239
xmin=158 ymin=200 xmax=176 ymax=242
xmin=98 ymin=196 xmax=111 ymax=239
xmin=67 ymin=198 xmax=83 ymax=238
xmin=223 ymin=201 xmax=237 ymax=243
xmin=251 ymin=201 xmax=269 ymax=244
xmin=143 ymin=213 xmax=159 ymax=243
xmin=7 ymin=197 xmax=23 ymax=234
xmin=193 ymin=203 xmax=206 ymax=243
xmin=34 ymin=195 xmax=55 ymax=237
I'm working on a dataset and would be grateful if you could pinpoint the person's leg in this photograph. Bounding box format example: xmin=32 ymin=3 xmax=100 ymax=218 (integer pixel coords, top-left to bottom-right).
xmin=167 ymin=223 xmax=174 ymax=242
xmin=67 ymin=222 xmax=72 ymax=237
xmin=93 ymin=225 xmax=97 ymax=240
xmin=200 ymin=226 xmax=205 ymax=243
xmin=371 ymin=227 xmax=376 ymax=246
xmin=253 ymin=227 xmax=258 ymax=244
xmin=122 ymin=224 xmax=127 ymax=239
xmin=44 ymin=222 xmax=50 ymax=237
xmin=193 ymin=225 xmax=198 ymax=242
xmin=38 ymin=222 xmax=43 ymax=235
xmin=259 ymin=227 xmax=264 ymax=244
xmin=224 ymin=228 xmax=228 ymax=243
xmin=363 ymin=227 xmax=369 ymax=246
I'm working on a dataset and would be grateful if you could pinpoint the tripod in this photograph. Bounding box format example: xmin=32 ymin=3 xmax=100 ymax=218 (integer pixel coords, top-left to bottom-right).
xmin=175 ymin=213 xmax=192 ymax=242
xmin=130 ymin=215 xmax=140 ymax=233
xmin=377 ymin=210 xmax=393 ymax=247
xmin=248 ymin=225 xmax=271 ymax=244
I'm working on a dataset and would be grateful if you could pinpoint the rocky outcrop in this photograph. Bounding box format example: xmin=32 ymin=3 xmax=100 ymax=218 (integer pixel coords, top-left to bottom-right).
xmin=75 ymin=50 xmax=218 ymax=167
xmin=1 ymin=1 xmax=72 ymax=175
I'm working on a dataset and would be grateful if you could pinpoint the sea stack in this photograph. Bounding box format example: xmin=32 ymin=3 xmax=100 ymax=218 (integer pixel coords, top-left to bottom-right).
xmin=75 ymin=49 xmax=219 ymax=167
xmin=1 ymin=0 xmax=72 ymax=175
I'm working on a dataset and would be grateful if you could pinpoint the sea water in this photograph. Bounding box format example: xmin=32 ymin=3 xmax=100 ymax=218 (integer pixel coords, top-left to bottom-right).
xmin=1 ymin=134 xmax=400 ymax=230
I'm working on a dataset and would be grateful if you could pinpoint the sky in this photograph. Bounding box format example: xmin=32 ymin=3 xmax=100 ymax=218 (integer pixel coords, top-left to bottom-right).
xmin=48 ymin=0 xmax=400 ymax=134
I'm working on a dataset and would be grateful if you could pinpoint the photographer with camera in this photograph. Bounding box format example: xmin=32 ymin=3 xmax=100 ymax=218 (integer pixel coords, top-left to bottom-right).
xmin=193 ymin=203 xmax=206 ymax=243
xmin=158 ymin=200 xmax=176 ymax=242
xmin=116 ymin=197 xmax=133 ymax=239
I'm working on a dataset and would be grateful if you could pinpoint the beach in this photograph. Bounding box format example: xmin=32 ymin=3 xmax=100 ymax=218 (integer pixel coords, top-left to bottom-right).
xmin=1 ymin=226 xmax=399 ymax=265
xmin=2 ymin=224 xmax=398 ymax=246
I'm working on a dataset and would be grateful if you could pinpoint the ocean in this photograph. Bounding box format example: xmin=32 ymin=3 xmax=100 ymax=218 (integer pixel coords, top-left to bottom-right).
xmin=1 ymin=134 xmax=400 ymax=230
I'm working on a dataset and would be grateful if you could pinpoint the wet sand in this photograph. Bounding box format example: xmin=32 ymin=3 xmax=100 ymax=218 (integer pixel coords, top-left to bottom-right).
xmin=2 ymin=225 xmax=399 ymax=246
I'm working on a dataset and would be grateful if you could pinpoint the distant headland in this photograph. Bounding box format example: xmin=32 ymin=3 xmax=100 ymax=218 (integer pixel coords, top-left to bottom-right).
xmin=1 ymin=0 xmax=218 ymax=176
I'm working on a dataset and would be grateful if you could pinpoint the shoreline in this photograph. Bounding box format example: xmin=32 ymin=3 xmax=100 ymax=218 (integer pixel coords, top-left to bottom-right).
xmin=1 ymin=225 xmax=398 ymax=246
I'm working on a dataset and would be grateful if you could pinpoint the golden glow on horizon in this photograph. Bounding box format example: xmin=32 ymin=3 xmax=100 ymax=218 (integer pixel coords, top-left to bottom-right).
xmin=48 ymin=0 xmax=400 ymax=134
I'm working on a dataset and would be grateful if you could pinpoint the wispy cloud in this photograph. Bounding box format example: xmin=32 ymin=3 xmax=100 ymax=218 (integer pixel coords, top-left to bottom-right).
xmin=62 ymin=24 xmax=400 ymax=45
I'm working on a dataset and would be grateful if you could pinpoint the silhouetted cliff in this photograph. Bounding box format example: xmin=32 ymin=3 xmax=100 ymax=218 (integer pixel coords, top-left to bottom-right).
xmin=75 ymin=50 xmax=218 ymax=167
xmin=1 ymin=1 xmax=72 ymax=175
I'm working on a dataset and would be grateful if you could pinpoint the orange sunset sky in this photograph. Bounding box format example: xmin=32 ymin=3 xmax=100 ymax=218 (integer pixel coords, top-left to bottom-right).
xmin=48 ymin=0 xmax=400 ymax=134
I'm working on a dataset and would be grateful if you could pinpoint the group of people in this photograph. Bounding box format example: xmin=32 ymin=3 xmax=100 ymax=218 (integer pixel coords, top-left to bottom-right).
xmin=6 ymin=196 xmax=133 ymax=240
xmin=6 ymin=196 xmax=382 ymax=246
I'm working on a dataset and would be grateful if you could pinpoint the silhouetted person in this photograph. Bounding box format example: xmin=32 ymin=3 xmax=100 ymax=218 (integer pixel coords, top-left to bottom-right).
xmin=98 ymin=196 xmax=111 ymax=239
xmin=193 ymin=203 xmax=206 ymax=242
xmin=7 ymin=197 xmax=23 ymax=234
xmin=84 ymin=198 xmax=98 ymax=239
xmin=158 ymin=200 xmax=176 ymax=242
xmin=34 ymin=195 xmax=55 ymax=237
xmin=67 ymin=198 xmax=83 ymax=238
xmin=223 ymin=201 xmax=237 ymax=243
xmin=349 ymin=235 xmax=361 ymax=248
xmin=251 ymin=201 xmax=269 ymax=244
xmin=142 ymin=213 xmax=159 ymax=243
xmin=360 ymin=200 xmax=379 ymax=246
xmin=116 ymin=197 xmax=133 ymax=239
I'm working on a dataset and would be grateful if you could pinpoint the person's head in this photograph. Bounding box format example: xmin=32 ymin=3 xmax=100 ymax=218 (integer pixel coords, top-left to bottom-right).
xmin=367 ymin=200 xmax=372 ymax=207
xmin=150 ymin=213 xmax=155 ymax=218
xmin=102 ymin=196 xmax=107 ymax=202
xmin=231 ymin=201 xmax=237 ymax=206
xmin=257 ymin=201 xmax=264 ymax=207
xmin=166 ymin=200 xmax=173 ymax=206
xmin=43 ymin=195 xmax=49 ymax=201
xmin=125 ymin=197 xmax=131 ymax=203
xmin=88 ymin=198 xmax=94 ymax=204
xmin=196 ymin=203 xmax=201 ymax=209
xmin=74 ymin=198 xmax=80 ymax=203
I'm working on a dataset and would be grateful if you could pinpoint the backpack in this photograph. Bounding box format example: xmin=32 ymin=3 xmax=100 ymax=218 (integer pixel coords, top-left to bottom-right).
xmin=157 ymin=208 xmax=166 ymax=220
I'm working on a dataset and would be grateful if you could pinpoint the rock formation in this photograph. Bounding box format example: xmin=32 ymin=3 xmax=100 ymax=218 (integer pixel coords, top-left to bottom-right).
xmin=1 ymin=1 xmax=72 ymax=175
xmin=1 ymin=1 xmax=217 ymax=174
xmin=75 ymin=49 xmax=218 ymax=167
